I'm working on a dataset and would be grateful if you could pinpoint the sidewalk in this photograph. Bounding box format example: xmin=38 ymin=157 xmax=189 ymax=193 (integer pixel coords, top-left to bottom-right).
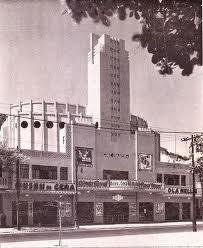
xmin=0 ymin=221 xmax=203 ymax=235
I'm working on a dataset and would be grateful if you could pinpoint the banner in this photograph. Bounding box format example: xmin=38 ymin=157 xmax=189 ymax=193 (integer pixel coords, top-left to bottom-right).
xmin=75 ymin=147 xmax=92 ymax=167
xmin=95 ymin=203 xmax=103 ymax=216
xmin=138 ymin=154 xmax=152 ymax=171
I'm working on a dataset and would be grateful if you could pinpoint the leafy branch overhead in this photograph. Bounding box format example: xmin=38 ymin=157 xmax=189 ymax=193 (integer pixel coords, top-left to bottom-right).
xmin=64 ymin=0 xmax=202 ymax=76
xmin=0 ymin=143 xmax=29 ymax=175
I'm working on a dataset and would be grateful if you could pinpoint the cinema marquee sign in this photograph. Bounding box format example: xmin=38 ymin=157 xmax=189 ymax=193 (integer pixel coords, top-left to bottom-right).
xmin=165 ymin=187 xmax=197 ymax=195
xmin=20 ymin=181 xmax=75 ymax=192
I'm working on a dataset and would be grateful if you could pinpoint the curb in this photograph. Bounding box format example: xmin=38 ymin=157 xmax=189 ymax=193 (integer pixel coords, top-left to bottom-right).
xmin=1 ymin=222 xmax=202 ymax=236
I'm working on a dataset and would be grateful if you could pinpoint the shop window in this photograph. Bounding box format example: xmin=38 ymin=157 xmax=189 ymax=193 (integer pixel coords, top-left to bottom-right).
xmin=32 ymin=165 xmax=57 ymax=180
xmin=21 ymin=121 xmax=28 ymax=128
xmin=20 ymin=164 xmax=29 ymax=179
xmin=34 ymin=121 xmax=41 ymax=128
xmin=157 ymin=174 xmax=162 ymax=183
xmin=164 ymin=174 xmax=180 ymax=186
xmin=60 ymin=167 xmax=68 ymax=180
xmin=181 ymin=175 xmax=186 ymax=186
xmin=46 ymin=121 xmax=53 ymax=128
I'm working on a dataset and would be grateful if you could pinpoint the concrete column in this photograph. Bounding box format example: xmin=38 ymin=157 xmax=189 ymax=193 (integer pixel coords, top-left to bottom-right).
xmin=179 ymin=202 xmax=183 ymax=221
xmin=57 ymin=166 xmax=61 ymax=181
xmin=30 ymin=100 xmax=34 ymax=150
xmin=55 ymin=101 xmax=59 ymax=152
xmin=129 ymin=202 xmax=138 ymax=223
xmin=28 ymin=201 xmax=33 ymax=226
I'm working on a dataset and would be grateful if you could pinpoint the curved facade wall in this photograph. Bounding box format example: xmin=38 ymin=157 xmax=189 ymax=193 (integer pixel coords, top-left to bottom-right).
xmin=8 ymin=100 xmax=92 ymax=152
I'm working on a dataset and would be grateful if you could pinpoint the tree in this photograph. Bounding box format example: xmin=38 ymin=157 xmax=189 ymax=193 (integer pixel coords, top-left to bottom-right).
xmin=0 ymin=143 xmax=28 ymax=185
xmin=63 ymin=0 xmax=202 ymax=76
xmin=0 ymin=143 xmax=29 ymax=229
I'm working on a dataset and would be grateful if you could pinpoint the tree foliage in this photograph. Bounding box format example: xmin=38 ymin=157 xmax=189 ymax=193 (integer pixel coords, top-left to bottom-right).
xmin=0 ymin=143 xmax=29 ymax=183
xmin=194 ymin=135 xmax=203 ymax=180
xmin=64 ymin=0 xmax=202 ymax=76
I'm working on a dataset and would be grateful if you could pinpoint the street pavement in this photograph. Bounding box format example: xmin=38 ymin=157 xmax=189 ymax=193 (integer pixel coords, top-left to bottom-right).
xmin=1 ymin=222 xmax=203 ymax=247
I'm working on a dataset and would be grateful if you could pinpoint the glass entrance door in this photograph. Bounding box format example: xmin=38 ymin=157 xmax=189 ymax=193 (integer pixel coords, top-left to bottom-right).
xmin=103 ymin=202 xmax=129 ymax=224
xmin=182 ymin=202 xmax=191 ymax=220
xmin=139 ymin=202 xmax=154 ymax=222
xmin=165 ymin=202 xmax=179 ymax=221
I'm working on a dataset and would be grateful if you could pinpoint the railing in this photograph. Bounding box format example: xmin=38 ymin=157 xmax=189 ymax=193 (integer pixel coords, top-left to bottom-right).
xmin=0 ymin=177 xmax=8 ymax=189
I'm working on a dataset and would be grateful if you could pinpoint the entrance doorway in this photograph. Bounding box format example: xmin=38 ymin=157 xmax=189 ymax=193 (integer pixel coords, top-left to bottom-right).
xmin=103 ymin=202 xmax=129 ymax=224
xmin=77 ymin=202 xmax=94 ymax=225
xmin=12 ymin=201 xmax=28 ymax=226
xmin=182 ymin=202 xmax=191 ymax=220
xmin=139 ymin=202 xmax=154 ymax=222
xmin=165 ymin=202 xmax=179 ymax=221
xmin=33 ymin=201 xmax=57 ymax=226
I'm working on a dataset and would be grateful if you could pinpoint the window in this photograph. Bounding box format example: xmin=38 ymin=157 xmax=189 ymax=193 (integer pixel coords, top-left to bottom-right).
xmin=60 ymin=167 xmax=68 ymax=180
xmin=59 ymin=122 xmax=65 ymax=129
xmin=32 ymin=165 xmax=57 ymax=180
xmin=21 ymin=121 xmax=28 ymax=128
xmin=46 ymin=121 xmax=53 ymax=128
xmin=0 ymin=160 xmax=2 ymax=177
xmin=157 ymin=174 xmax=162 ymax=183
xmin=20 ymin=164 xmax=29 ymax=179
xmin=34 ymin=121 xmax=41 ymax=128
xmin=164 ymin=174 xmax=179 ymax=186
xmin=181 ymin=175 xmax=186 ymax=186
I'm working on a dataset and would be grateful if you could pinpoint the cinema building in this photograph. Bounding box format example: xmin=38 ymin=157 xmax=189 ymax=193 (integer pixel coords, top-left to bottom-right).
xmin=0 ymin=33 xmax=202 ymax=226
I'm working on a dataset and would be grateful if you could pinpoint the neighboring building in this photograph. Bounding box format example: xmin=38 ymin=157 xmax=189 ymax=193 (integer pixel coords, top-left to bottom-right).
xmin=0 ymin=33 xmax=202 ymax=227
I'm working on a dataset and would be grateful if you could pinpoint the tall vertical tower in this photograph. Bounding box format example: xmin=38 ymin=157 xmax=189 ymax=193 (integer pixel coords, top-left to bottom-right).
xmin=87 ymin=33 xmax=130 ymax=141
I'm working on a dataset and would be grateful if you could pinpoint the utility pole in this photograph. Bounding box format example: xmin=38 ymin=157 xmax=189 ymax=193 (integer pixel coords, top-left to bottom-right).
xmin=58 ymin=201 xmax=62 ymax=247
xmin=74 ymin=154 xmax=79 ymax=228
xmin=181 ymin=134 xmax=197 ymax=232
xmin=16 ymin=153 xmax=21 ymax=230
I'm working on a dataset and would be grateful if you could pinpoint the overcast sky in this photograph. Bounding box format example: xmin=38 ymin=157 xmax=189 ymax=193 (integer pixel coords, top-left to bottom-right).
xmin=0 ymin=0 xmax=202 ymax=155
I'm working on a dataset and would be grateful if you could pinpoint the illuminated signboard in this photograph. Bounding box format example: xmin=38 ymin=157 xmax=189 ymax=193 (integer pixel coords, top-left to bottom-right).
xmin=20 ymin=181 xmax=75 ymax=192
xmin=138 ymin=154 xmax=152 ymax=171
xmin=165 ymin=187 xmax=197 ymax=194
xmin=75 ymin=147 xmax=93 ymax=167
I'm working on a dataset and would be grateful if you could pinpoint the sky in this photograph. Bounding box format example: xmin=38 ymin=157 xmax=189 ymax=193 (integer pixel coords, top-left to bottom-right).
xmin=0 ymin=0 xmax=202 ymax=155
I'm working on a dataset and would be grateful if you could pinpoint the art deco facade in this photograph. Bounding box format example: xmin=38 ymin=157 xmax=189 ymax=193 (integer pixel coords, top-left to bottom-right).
xmin=0 ymin=34 xmax=202 ymax=227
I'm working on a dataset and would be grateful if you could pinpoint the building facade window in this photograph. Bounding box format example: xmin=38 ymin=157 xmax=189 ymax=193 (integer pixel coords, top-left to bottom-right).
xmin=34 ymin=121 xmax=41 ymax=128
xmin=32 ymin=165 xmax=57 ymax=180
xmin=20 ymin=164 xmax=29 ymax=179
xmin=181 ymin=175 xmax=186 ymax=186
xmin=0 ymin=161 xmax=2 ymax=177
xmin=60 ymin=167 xmax=68 ymax=180
xmin=46 ymin=121 xmax=53 ymax=128
xmin=157 ymin=173 xmax=162 ymax=183
xmin=21 ymin=121 xmax=28 ymax=128
xmin=164 ymin=174 xmax=180 ymax=186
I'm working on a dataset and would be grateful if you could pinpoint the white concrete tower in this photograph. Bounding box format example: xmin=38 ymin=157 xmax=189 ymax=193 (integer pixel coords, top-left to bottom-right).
xmin=87 ymin=33 xmax=130 ymax=141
